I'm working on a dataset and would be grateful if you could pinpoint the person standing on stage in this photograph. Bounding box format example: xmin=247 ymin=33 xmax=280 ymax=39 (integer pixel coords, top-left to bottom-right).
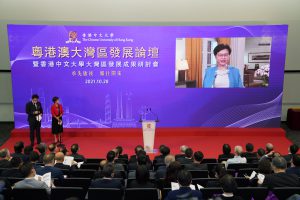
xmin=51 ymin=96 xmax=64 ymax=144
xmin=26 ymin=94 xmax=43 ymax=146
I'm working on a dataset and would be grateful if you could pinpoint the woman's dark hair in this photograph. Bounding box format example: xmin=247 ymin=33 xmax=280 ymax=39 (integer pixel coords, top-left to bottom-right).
xmin=135 ymin=145 xmax=144 ymax=155
xmin=212 ymin=164 xmax=227 ymax=179
xmin=220 ymin=174 xmax=237 ymax=193
xmin=29 ymin=151 xmax=40 ymax=162
xmin=136 ymin=165 xmax=150 ymax=184
xmin=10 ymin=157 xmax=22 ymax=168
xmin=177 ymin=170 xmax=192 ymax=187
xmin=20 ymin=162 xmax=34 ymax=177
xmin=31 ymin=94 xmax=39 ymax=99
xmin=258 ymin=158 xmax=272 ymax=174
xmin=71 ymin=144 xmax=79 ymax=154
xmin=14 ymin=141 xmax=24 ymax=153
xmin=290 ymin=144 xmax=299 ymax=155
xmin=246 ymin=143 xmax=254 ymax=152
xmin=257 ymin=148 xmax=266 ymax=157
xmin=161 ymin=146 xmax=170 ymax=156
xmin=52 ymin=96 xmax=59 ymax=103
xmin=116 ymin=146 xmax=123 ymax=155
xmin=213 ymin=44 xmax=232 ymax=56
xmin=223 ymin=144 xmax=232 ymax=155
xmin=194 ymin=151 xmax=204 ymax=162
xmin=24 ymin=145 xmax=33 ymax=155
xmin=166 ymin=161 xmax=182 ymax=183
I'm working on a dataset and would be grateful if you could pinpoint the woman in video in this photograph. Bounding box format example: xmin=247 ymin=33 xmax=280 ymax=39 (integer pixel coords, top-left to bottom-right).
xmin=203 ymin=44 xmax=243 ymax=88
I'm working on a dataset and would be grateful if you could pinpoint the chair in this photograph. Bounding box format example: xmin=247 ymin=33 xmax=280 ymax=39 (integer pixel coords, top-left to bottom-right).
xmin=200 ymin=187 xmax=223 ymax=199
xmin=226 ymin=169 xmax=236 ymax=177
xmin=236 ymin=187 xmax=268 ymax=200
xmin=154 ymin=163 xmax=165 ymax=171
xmin=125 ymin=188 xmax=159 ymax=200
xmin=273 ymin=187 xmax=300 ymax=199
xmin=51 ymin=187 xmax=85 ymax=200
xmin=11 ymin=188 xmax=49 ymax=200
xmin=71 ymin=169 xmax=96 ymax=178
xmin=237 ymin=168 xmax=258 ymax=177
xmin=86 ymin=158 xmax=105 ymax=164
xmin=188 ymin=170 xmax=209 ymax=178
xmin=80 ymin=163 xmax=100 ymax=170
xmin=114 ymin=170 xmax=127 ymax=179
xmin=61 ymin=178 xmax=91 ymax=192
xmin=201 ymin=158 xmax=217 ymax=164
xmin=88 ymin=188 xmax=123 ymax=200
xmin=115 ymin=158 xmax=128 ymax=164
xmin=7 ymin=177 xmax=24 ymax=185
xmin=192 ymin=178 xmax=217 ymax=188
xmin=234 ymin=177 xmax=250 ymax=187
xmin=161 ymin=188 xmax=171 ymax=200
xmin=246 ymin=157 xmax=259 ymax=163
xmin=60 ymin=169 xmax=70 ymax=177
xmin=227 ymin=163 xmax=257 ymax=171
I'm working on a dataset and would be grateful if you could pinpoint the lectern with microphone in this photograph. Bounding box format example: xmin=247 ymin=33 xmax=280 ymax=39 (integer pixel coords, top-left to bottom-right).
xmin=139 ymin=108 xmax=159 ymax=153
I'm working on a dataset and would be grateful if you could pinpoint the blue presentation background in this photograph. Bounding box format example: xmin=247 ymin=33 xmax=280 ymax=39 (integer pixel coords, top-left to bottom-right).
xmin=7 ymin=25 xmax=288 ymax=128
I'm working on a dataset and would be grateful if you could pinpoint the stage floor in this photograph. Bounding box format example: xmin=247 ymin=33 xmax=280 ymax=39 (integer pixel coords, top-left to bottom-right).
xmin=2 ymin=128 xmax=292 ymax=159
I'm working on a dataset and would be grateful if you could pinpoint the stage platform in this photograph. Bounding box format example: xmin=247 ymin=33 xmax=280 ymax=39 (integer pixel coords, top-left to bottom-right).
xmin=2 ymin=128 xmax=292 ymax=159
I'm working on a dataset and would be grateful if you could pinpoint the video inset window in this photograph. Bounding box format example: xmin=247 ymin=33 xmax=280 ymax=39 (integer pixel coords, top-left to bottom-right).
xmin=175 ymin=37 xmax=272 ymax=88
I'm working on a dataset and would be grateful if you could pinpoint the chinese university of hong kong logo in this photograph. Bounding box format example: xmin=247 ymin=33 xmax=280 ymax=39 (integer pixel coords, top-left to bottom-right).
xmin=66 ymin=31 xmax=81 ymax=44
xmin=147 ymin=123 xmax=151 ymax=129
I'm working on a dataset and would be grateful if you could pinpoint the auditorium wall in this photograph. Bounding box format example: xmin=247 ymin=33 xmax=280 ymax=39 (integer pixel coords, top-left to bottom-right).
xmin=0 ymin=0 xmax=299 ymax=122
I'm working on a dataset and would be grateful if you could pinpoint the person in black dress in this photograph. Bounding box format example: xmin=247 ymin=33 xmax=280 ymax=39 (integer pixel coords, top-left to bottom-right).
xmin=51 ymin=96 xmax=64 ymax=144
xmin=26 ymin=94 xmax=43 ymax=146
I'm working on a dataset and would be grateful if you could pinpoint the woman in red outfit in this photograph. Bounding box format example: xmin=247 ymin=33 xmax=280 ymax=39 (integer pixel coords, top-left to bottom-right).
xmin=51 ymin=96 xmax=64 ymax=143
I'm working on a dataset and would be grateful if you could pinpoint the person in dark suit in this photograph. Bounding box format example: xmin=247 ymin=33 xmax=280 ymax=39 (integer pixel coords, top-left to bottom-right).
xmin=218 ymin=144 xmax=234 ymax=162
xmin=69 ymin=144 xmax=86 ymax=162
xmin=29 ymin=151 xmax=43 ymax=170
xmin=177 ymin=148 xmax=194 ymax=164
xmin=36 ymin=143 xmax=47 ymax=163
xmin=260 ymin=156 xmax=300 ymax=189
xmin=241 ymin=143 xmax=257 ymax=159
xmin=185 ymin=151 xmax=208 ymax=170
xmin=129 ymin=145 xmax=145 ymax=163
xmin=26 ymin=94 xmax=43 ymax=146
xmin=283 ymin=144 xmax=299 ymax=163
xmin=207 ymin=164 xmax=228 ymax=188
xmin=163 ymin=161 xmax=182 ymax=188
xmin=90 ymin=164 xmax=122 ymax=189
xmin=54 ymin=152 xmax=74 ymax=170
xmin=0 ymin=148 xmax=12 ymax=168
xmin=128 ymin=165 xmax=155 ymax=188
xmin=155 ymin=154 xmax=175 ymax=180
xmin=286 ymin=154 xmax=300 ymax=177
xmin=175 ymin=145 xmax=189 ymax=160
xmin=154 ymin=145 xmax=170 ymax=164
xmin=128 ymin=150 xmax=152 ymax=171
xmin=36 ymin=154 xmax=64 ymax=183
xmin=165 ymin=170 xmax=202 ymax=200
xmin=11 ymin=141 xmax=27 ymax=162
xmin=0 ymin=157 xmax=24 ymax=178
xmin=218 ymin=174 xmax=243 ymax=200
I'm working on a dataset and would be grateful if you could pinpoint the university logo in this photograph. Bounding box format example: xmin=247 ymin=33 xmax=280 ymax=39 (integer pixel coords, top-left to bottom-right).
xmin=66 ymin=31 xmax=81 ymax=44
xmin=147 ymin=123 xmax=151 ymax=129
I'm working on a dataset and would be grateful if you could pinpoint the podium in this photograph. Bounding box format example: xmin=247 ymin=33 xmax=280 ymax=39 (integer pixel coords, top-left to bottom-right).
xmin=142 ymin=120 xmax=156 ymax=153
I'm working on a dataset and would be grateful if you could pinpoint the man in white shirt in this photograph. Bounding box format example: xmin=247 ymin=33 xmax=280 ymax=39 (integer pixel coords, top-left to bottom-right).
xmin=226 ymin=145 xmax=247 ymax=168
